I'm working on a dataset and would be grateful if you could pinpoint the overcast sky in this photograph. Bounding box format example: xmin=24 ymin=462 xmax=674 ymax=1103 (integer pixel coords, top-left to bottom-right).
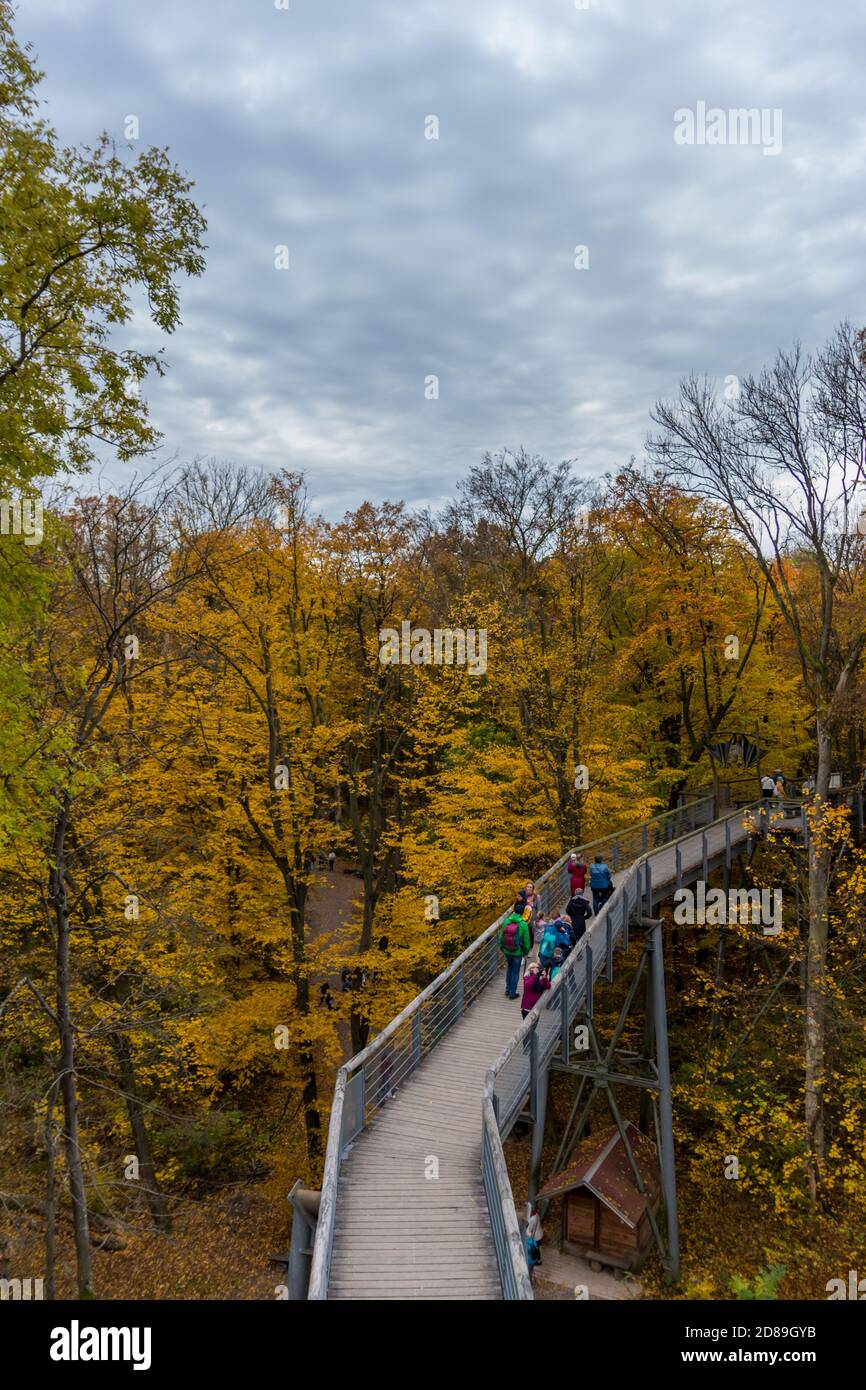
xmin=19 ymin=0 xmax=866 ymax=517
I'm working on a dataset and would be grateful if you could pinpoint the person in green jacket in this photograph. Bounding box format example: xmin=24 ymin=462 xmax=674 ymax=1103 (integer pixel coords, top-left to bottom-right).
xmin=499 ymin=904 xmax=531 ymax=999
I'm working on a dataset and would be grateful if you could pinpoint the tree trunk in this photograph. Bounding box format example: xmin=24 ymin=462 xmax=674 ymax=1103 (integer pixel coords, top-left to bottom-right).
xmin=114 ymin=1033 xmax=172 ymax=1233
xmin=804 ymin=718 xmax=832 ymax=1203
xmin=44 ymin=1076 xmax=60 ymax=1301
xmin=285 ymin=879 xmax=320 ymax=1165
xmin=51 ymin=801 xmax=94 ymax=1297
xmin=349 ymin=880 xmax=375 ymax=1056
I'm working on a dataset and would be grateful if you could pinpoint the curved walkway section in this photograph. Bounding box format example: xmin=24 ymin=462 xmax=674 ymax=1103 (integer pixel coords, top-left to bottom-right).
xmin=310 ymin=797 xmax=801 ymax=1300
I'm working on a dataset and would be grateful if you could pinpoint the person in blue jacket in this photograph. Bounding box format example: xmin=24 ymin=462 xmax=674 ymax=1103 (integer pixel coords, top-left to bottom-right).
xmin=589 ymin=855 xmax=614 ymax=915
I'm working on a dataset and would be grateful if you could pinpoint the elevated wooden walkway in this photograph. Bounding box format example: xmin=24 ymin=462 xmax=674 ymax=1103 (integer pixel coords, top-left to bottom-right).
xmin=312 ymin=798 xmax=803 ymax=1300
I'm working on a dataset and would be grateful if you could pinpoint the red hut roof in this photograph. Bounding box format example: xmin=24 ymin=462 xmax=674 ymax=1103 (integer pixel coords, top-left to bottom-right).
xmin=538 ymin=1122 xmax=659 ymax=1229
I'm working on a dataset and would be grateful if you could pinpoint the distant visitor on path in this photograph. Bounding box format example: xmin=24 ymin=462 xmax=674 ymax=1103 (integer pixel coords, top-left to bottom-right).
xmin=589 ymin=855 xmax=613 ymax=915
xmin=567 ymin=854 xmax=587 ymax=895
xmin=499 ymin=903 xmax=531 ymax=1000
xmin=566 ymin=890 xmax=592 ymax=942
xmin=525 ymin=1207 xmax=544 ymax=1276
xmin=328 ymin=848 xmax=336 ymax=871
xmin=760 ymin=772 xmax=775 ymax=800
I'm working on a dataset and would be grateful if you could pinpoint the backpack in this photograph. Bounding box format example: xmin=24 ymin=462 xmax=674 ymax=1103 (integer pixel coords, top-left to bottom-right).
xmin=502 ymin=918 xmax=520 ymax=951
xmin=539 ymin=929 xmax=557 ymax=966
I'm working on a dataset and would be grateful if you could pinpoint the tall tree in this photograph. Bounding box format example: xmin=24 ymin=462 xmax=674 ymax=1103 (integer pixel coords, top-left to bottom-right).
xmin=0 ymin=0 xmax=206 ymax=488
xmin=446 ymin=447 xmax=637 ymax=845
xmin=649 ymin=322 xmax=866 ymax=1200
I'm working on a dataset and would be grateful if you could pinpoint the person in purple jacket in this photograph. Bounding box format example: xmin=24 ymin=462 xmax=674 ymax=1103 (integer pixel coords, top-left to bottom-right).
xmin=520 ymin=963 xmax=551 ymax=1019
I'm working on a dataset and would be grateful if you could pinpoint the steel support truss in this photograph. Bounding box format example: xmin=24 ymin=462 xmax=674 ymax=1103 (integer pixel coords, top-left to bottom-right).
xmin=530 ymin=918 xmax=680 ymax=1281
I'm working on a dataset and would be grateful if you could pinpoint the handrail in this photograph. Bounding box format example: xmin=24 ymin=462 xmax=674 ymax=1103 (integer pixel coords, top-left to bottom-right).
xmin=307 ymin=1068 xmax=345 ymax=1298
xmin=488 ymin=797 xmax=764 ymax=1083
xmin=308 ymin=792 xmax=717 ymax=1299
xmin=481 ymin=1095 xmax=533 ymax=1300
xmin=481 ymin=798 xmax=764 ymax=1297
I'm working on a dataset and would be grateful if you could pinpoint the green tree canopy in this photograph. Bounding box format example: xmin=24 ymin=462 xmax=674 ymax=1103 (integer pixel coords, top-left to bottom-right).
xmin=0 ymin=0 xmax=207 ymax=489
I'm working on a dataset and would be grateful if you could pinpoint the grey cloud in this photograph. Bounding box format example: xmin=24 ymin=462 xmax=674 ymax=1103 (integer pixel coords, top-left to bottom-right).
xmin=20 ymin=0 xmax=866 ymax=516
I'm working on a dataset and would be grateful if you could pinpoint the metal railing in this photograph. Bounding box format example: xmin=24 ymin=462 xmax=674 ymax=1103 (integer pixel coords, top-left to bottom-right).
xmin=480 ymin=797 xmax=768 ymax=1299
xmin=309 ymin=794 xmax=719 ymax=1299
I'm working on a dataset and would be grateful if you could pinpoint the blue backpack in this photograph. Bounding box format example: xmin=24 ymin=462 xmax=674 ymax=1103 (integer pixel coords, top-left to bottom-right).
xmin=539 ymin=929 xmax=558 ymax=966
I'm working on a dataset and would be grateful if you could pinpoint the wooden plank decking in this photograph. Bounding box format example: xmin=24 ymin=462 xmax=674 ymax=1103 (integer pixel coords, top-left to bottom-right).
xmin=326 ymin=804 xmax=792 ymax=1300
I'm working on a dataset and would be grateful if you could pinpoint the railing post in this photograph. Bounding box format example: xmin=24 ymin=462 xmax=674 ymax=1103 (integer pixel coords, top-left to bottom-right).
xmin=725 ymin=817 xmax=731 ymax=871
xmin=530 ymin=1024 xmax=539 ymax=1115
xmin=560 ymin=984 xmax=569 ymax=1062
xmin=412 ymin=1011 xmax=421 ymax=1069
xmin=606 ymin=913 xmax=614 ymax=983
xmin=641 ymin=826 xmax=648 ymax=855
xmin=584 ymin=943 xmax=594 ymax=1017
xmin=644 ymin=859 xmax=652 ymax=916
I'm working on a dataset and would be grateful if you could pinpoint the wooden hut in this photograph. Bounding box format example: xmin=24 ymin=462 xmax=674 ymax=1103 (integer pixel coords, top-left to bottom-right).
xmin=538 ymin=1122 xmax=660 ymax=1272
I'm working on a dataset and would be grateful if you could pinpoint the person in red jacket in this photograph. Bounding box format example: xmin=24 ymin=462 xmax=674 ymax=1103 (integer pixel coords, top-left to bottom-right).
xmin=520 ymin=963 xmax=551 ymax=1019
xmin=567 ymin=854 xmax=587 ymax=895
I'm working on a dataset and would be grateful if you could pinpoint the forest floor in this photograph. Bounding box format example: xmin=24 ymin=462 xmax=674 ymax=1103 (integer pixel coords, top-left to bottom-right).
xmin=306 ymin=858 xmax=362 ymax=1058
xmin=3 ymin=869 xmax=862 ymax=1301
xmin=1 ymin=1179 xmax=282 ymax=1299
xmin=0 ymin=860 xmax=364 ymax=1302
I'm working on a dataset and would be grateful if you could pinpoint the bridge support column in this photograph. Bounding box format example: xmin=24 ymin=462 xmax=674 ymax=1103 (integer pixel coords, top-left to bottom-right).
xmin=647 ymin=919 xmax=680 ymax=1282
xmin=639 ymin=940 xmax=655 ymax=1136
xmin=545 ymin=922 xmax=680 ymax=1283
xmin=287 ymin=1182 xmax=320 ymax=1300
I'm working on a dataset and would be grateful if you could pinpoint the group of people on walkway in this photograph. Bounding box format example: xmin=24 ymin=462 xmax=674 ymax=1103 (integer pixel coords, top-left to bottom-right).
xmin=497 ymin=853 xmax=615 ymax=1009
xmin=760 ymin=769 xmax=788 ymax=801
